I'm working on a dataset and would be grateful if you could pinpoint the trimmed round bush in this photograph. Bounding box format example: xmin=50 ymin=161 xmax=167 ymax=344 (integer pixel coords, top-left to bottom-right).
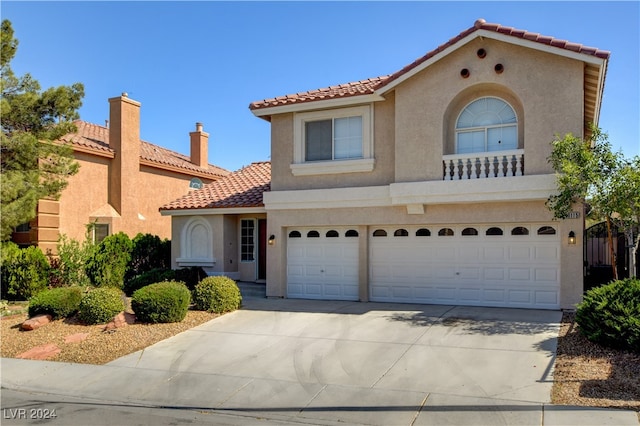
xmin=124 ymin=268 xmax=176 ymax=296
xmin=78 ymin=287 xmax=125 ymax=325
xmin=576 ymin=278 xmax=640 ymax=353
xmin=28 ymin=287 xmax=84 ymax=319
xmin=131 ymin=281 xmax=191 ymax=323
xmin=193 ymin=276 xmax=242 ymax=313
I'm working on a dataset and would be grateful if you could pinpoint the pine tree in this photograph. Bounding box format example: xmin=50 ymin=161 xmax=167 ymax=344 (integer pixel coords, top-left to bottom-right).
xmin=1 ymin=19 xmax=84 ymax=240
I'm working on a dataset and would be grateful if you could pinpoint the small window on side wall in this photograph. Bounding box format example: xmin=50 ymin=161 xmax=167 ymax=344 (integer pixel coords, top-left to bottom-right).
xmin=93 ymin=223 xmax=110 ymax=244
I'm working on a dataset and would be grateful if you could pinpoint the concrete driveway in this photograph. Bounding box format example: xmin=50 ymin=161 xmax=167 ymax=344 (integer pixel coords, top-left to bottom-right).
xmin=3 ymin=297 xmax=638 ymax=425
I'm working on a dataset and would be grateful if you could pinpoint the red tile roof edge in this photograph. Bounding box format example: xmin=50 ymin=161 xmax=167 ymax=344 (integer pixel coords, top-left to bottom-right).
xmin=160 ymin=161 xmax=271 ymax=211
xmin=249 ymin=19 xmax=610 ymax=111
xmin=63 ymin=120 xmax=229 ymax=178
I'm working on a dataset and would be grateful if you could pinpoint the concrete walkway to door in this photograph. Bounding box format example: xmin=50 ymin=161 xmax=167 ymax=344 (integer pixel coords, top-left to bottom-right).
xmin=2 ymin=295 xmax=638 ymax=425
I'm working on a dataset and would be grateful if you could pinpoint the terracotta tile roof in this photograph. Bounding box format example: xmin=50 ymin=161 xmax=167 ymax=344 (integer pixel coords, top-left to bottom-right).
xmin=161 ymin=161 xmax=271 ymax=211
xmin=61 ymin=120 xmax=229 ymax=178
xmin=249 ymin=19 xmax=610 ymax=111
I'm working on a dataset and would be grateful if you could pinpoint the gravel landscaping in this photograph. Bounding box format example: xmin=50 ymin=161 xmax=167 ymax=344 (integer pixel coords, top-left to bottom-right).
xmin=552 ymin=311 xmax=640 ymax=411
xmin=1 ymin=306 xmax=638 ymax=412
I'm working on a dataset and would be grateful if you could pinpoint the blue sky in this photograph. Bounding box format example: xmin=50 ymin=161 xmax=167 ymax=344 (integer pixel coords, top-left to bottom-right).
xmin=3 ymin=1 xmax=639 ymax=172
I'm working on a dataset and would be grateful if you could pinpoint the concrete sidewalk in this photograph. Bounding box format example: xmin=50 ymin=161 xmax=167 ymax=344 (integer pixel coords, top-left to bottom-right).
xmin=2 ymin=296 xmax=638 ymax=425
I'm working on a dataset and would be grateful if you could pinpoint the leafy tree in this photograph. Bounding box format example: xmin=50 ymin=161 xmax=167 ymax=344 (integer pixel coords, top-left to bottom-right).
xmin=1 ymin=19 xmax=84 ymax=240
xmin=547 ymin=127 xmax=639 ymax=277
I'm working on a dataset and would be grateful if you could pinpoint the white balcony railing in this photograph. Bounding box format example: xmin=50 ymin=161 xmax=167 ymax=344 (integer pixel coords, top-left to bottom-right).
xmin=443 ymin=149 xmax=524 ymax=180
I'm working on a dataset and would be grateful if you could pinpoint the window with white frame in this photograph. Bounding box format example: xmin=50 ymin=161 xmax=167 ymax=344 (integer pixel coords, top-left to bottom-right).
xmin=240 ymin=219 xmax=255 ymax=262
xmin=456 ymin=97 xmax=517 ymax=154
xmin=292 ymin=105 xmax=374 ymax=175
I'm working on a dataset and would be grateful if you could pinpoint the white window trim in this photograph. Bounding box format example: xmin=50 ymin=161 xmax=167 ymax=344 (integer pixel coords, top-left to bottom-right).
xmin=292 ymin=104 xmax=374 ymax=176
xmin=240 ymin=218 xmax=256 ymax=263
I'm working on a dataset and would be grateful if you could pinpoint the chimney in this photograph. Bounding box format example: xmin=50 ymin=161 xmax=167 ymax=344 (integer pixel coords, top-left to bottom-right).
xmin=190 ymin=122 xmax=209 ymax=168
xmin=108 ymin=92 xmax=141 ymax=215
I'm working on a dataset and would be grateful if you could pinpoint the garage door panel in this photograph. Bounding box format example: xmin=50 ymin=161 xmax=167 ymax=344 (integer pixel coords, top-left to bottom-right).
xmin=287 ymin=228 xmax=359 ymax=301
xmin=370 ymin=224 xmax=560 ymax=309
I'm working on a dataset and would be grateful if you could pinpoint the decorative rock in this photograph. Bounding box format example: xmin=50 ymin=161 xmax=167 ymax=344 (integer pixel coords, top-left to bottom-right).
xmin=64 ymin=333 xmax=90 ymax=344
xmin=102 ymin=312 xmax=135 ymax=332
xmin=16 ymin=343 xmax=61 ymax=360
xmin=21 ymin=314 xmax=52 ymax=331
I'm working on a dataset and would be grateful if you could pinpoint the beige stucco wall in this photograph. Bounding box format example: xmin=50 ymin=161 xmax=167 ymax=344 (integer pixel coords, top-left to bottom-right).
xmin=265 ymin=200 xmax=584 ymax=309
xmin=394 ymin=37 xmax=584 ymax=182
xmin=171 ymin=213 xmax=267 ymax=282
xmin=57 ymin=154 xmax=211 ymax=244
xmin=270 ymin=93 xmax=396 ymax=191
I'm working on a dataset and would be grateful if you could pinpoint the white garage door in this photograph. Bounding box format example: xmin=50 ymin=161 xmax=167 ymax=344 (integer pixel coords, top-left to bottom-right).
xmin=370 ymin=224 xmax=560 ymax=309
xmin=287 ymin=227 xmax=359 ymax=301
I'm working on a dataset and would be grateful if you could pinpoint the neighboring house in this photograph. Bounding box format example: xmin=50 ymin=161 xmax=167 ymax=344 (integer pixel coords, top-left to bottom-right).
xmin=11 ymin=93 xmax=229 ymax=254
xmin=164 ymin=19 xmax=609 ymax=310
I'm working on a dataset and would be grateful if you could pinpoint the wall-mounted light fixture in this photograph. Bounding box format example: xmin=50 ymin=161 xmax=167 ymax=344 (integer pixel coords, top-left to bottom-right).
xmin=568 ymin=231 xmax=576 ymax=245
xmin=268 ymin=235 xmax=276 ymax=246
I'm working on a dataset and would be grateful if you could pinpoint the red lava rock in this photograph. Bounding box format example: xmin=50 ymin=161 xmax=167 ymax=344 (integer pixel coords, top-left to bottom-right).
xmin=20 ymin=314 xmax=52 ymax=331
xmin=64 ymin=333 xmax=90 ymax=344
xmin=16 ymin=343 xmax=61 ymax=360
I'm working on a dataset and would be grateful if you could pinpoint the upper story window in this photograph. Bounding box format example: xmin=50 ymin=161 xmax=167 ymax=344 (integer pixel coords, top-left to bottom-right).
xmin=456 ymin=97 xmax=517 ymax=154
xmin=306 ymin=116 xmax=362 ymax=161
xmin=292 ymin=105 xmax=374 ymax=176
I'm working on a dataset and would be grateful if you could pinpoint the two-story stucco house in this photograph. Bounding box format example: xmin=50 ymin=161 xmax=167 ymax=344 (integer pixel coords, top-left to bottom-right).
xmin=162 ymin=19 xmax=609 ymax=310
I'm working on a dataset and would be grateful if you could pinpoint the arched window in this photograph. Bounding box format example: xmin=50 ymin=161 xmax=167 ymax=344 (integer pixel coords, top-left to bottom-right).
xmin=462 ymin=227 xmax=478 ymax=236
xmin=288 ymin=231 xmax=301 ymax=238
xmin=326 ymin=230 xmax=339 ymax=238
xmin=372 ymin=229 xmax=387 ymax=237
xmin=438 ymin=228 xmax=454 ymax=236
xmin=456 ymin=97 xmax=517 ymax=154
xmin=345 ymin=230 xmax=359 ymax=237
xmin=537 ymin=226 xmax=556 ymax=235
xmin=394 ymin=229 xmax=409 ymax=237
xmin=416 ymin=228 xmax=431 ymax=236
xmin=486 ymin=227 xmax=503 ymax=236
xmin=307 ymin=230 xmax=320 ymax=238
xmin=511 ymin=226 xmax=529 ymax=236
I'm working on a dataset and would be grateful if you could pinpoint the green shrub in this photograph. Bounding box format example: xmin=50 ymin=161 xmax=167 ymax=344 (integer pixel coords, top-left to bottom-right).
xmin=55 ymin=233 xmax=94 ymax=287
xmin=124 ymin=268 xmax=176 ymax=296
xmin=86 ymin=232 xmax=133 ymax=289
xmin=193 ymin=276 xmax=242 ymax=313
xmin=125 ymin=234 xmax=171 ymax=282
xmin=131 ymin=281 xmax=191 ymax=323
xmin=1 ymin=242 xmax=50 ymax=300
xmin=78 ymin=287 xmax=125 ymax=325
xmin=576 ymin=278 xmax=640 ymax=353
xmin=28 ymin=287 xmax=84 ymax=319
xmin=174 ymin=266 xmax=208 ymax=291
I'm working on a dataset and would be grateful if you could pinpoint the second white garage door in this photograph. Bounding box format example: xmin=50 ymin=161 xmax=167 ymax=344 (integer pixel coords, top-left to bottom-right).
xmin=369 ymin=224 xmax=561 ymax=309
xmin=287 ymin=227 xmax=359 ymax=301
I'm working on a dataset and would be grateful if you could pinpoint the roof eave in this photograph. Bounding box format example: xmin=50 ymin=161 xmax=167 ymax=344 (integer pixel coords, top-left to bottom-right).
xmin=250 ymin=93 xmax=385 ymax=118
xmin=376 ymin=29 xmax=609 ymax=96
xmin=160 ymin=206 xmax=267 ymax=216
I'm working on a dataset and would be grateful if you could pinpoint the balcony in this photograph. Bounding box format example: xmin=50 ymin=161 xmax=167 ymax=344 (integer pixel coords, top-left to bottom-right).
xmin=443 ymin=149 xmax=524 ymax=180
